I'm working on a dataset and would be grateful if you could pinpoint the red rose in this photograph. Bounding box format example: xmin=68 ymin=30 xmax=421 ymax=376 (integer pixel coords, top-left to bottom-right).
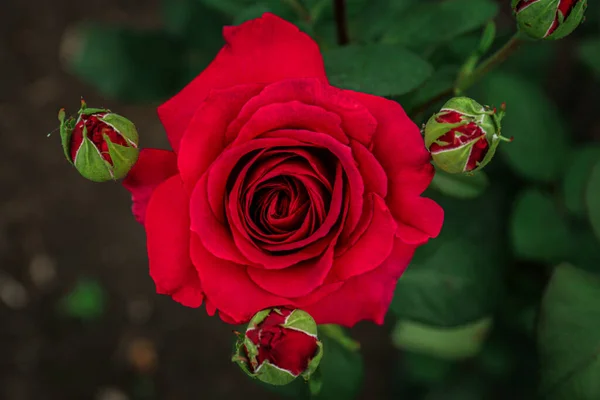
xmin=123 ymin=13 xmax=443 ymax=326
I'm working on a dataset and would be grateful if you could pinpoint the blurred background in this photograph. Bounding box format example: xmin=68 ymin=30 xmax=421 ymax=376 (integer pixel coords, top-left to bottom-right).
xmin=1 ymin=0 xmax=599 ymax=399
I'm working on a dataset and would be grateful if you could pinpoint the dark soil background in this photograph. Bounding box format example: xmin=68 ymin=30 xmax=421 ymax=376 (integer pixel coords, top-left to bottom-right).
xmin=0 ymin=1 xmax=389 ymax=399
xmin=1 ymin=0 xmax=599 ymax=399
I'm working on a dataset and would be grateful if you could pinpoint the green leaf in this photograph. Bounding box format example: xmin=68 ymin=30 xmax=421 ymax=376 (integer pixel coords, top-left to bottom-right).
xmin=400 ymin=351 xmax=455 ymax=385
xmin=63 ymin=24 xmax=184 ymax=102
xmin=586 ymin=160 xmax=600 ymax=243
xmin=477 ymin=340 xmax=516 ymax=379
xmin=348 ymin=0 xmax=417 ymax=42
xmin=382 ymin=0 xmax=498 ymax=49
xmin=323 ymin=44 xmax=433 ymax=96
xmin=539 ymin=265 xmax=600 ymax=399
xmin=430 ymin=169 xmax=489 ymax=199
xmin=480 ymin=73 xmax=571 ymax=183
xmin=391 ymin=187 xmax=506 ymax=327
xmin=423 ymin=376 xmax=487 ymax=400
xmin=233 ymin=4 xmax=272 ymax=24
xmin=578 ymin=38 xmax=600 ymax=78
xmin=510 ymin=188 xmax=573 ymax=263
xmin=402 ymin=65 xmax=459 ymax=114
xmin=562 ymin=146 xmax=600 ymax=218
xmin=319 ymin=324 xmax=360 ymax=352
xmin=314 ymin=334 xmax=364 ymax=399
xmin=392 ymin=317 xmax=493 ymax=360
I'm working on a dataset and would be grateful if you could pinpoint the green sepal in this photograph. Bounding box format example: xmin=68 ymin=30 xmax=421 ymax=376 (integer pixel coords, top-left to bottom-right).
xmin=104 ymin=136 xmax=139 ymax=180
xmin=248 ymin=309 xmax=271 ymax=330
xmin=73 ymin=126 xmax=113 ymax=182
xmin=100 ymin=113 xmax=139 ymax=146
xmin=431 ymin=140 xmax=479 ymax=174
xmin=79 ymin=107 xmax=110 ymax=116
xmin=547 ymin=0 xmax=587 ymax=40
xmin=442 ymin=96 xmax=487 ymax=117
xmin=308 ymin=368 xmax=323 ymax=396
xmin=515 ymin=0 xmax=560 ymax=40
xmin=282 ymin=309 xmax=318 ymax=336
xmin=254 ymin=361 xmax=297 ymax=386
xmin=58 ymin=108 xmax=76 ymax=164
xmin=78 ymin=99 xmax=109 ymax=116
xmin=424 ymin=118 xmax=466 ymax=149
xmin=232 ymin=336 xmax=256 ymax=378
xmin=302 ymin=340 xmax=324 ymax=381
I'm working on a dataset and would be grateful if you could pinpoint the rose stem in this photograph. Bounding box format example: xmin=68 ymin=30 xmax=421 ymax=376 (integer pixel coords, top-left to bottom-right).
xmin=454 ymin=33 xmax=524 ymax=93
xmin=410 ymin=33 xmax=524 ymax=120
xmin=333 ymin=0 xmax=349 ymax=45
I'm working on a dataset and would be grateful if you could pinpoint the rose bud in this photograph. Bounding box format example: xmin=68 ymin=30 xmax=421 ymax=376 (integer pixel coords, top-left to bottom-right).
xmin=424 ymin=97 xmax=510 ymax=174
xmin=512 ymin=0 xmax=587 ymax=40
xmin=58 ymin=100 xmax=139 ymax=182
xmin=232 ymin=307 xmax=323 ymax=386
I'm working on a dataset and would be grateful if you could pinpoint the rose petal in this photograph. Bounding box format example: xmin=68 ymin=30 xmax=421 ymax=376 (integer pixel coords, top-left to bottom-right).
xmin=205 ymin=137 xmax=303 ymax=222
xmin=247 ymin=244 xmax=335 ymax=297
xmin=302 ymin=239 xmax=416 ymax=326
xmin=145 ymin=175 xmax=203 ymax=308
xmin=122 ymin=149 xmax=178 ymax=225
xmin=190 ymin=173 xmax=254 ymax=266
xmin=329 ymin=194 xmax=397 ymax=281
xmin=345 ymin=90 xmax=443 ymax=242
xmin=350 ymin=140 xmax=387 ymax=197
xmin=262 ymin=129 xmax=364 ymax=238
xmin=191 ymin=234 xmax=288 ymax=323
xmin=233 ymin=101 xmax=348 ymax=145
xmin=346 ymin=90 xmax=433 ymax=195
xmin=226 ymin=79 xmax=377 ymax=146
xmin=158 ymin=13 xmax=327 ymax=152
xmin=178 ymin=84 xmax=264 ymax=192
xmin=258 ymin=163 xmax=342 ymax=252
xmin=394 ymin=196 xmax=444 ymax=245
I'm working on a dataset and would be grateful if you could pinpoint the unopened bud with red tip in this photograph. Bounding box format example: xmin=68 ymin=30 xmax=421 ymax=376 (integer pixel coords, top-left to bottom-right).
xmin=232 ymin=307 xmax=323 ymax=386
xmin=424 ymin=97 xmax=510 ymax=174
xmin=512 ymin=0 xmax=587 ymax=40
xmin=58 ymin=100 xmax=139 ymax=182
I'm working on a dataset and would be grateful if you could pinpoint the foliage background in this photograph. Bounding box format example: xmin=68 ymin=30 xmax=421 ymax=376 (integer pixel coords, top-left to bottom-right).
xmin=1 ymin=0 xmax=600 ymax=399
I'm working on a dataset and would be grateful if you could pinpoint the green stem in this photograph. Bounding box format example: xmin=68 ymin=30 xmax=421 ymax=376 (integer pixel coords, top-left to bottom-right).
xmin=455 ymin=33 xmax=524 ymax=94
xmin=410 ymin=33 xmax=524 ymax=120
xmin=333 ymin=0 xmax=349 ymax=45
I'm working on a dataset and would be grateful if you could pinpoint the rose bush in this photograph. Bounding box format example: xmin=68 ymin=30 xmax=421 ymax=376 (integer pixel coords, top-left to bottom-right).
xmin=123 ymin=13 xmax=443 ymax=326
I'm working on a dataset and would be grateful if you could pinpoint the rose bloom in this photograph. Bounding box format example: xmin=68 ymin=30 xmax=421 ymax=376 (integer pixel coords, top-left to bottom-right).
xmin=123 ymin=13 xmax=443 ymax=326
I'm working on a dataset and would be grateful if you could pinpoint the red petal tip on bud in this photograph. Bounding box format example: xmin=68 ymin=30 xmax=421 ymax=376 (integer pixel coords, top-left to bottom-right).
xmin=501 ymin=102 xmax=507 ymax=111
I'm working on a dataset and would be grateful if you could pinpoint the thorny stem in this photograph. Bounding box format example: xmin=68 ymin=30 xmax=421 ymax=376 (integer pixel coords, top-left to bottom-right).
xmin=333 ymin=0 xmax=349 ymax=45
xmin=410 ymin=33 xmax=524 ymax=120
